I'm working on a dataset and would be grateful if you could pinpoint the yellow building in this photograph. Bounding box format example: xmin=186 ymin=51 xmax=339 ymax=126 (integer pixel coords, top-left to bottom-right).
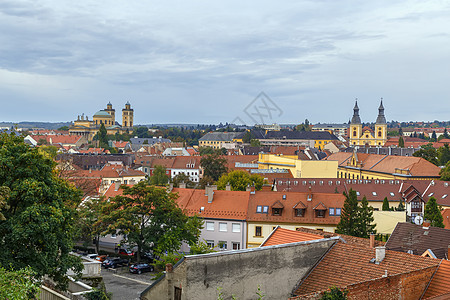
xmin=349 ymin=100 xmax=387 ymax=146
xmin=69 ymin=102 xmax=134 ymax=141
xmin=258 ymin=153 xmax=338 ymax=178
xmin=327 ymin=152 xmax=441 ymax=180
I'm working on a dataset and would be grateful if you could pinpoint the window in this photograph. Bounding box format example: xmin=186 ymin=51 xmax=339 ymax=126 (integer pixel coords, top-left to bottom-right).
xmin=372 ymin=192 xmax=377 ymax=196
xmin=316 ymin=210 xmax=326 ymax=218
xmin=255 ymin=226 xmax=262 ymax=237
xmin=232 ymin=223 xmax=241 ymax=233
xmin=443 ymin=195 xmax=448 ymax=199
xmin=329 ymin=208 xmax=335 ymax=216
xmin=219 ymin=241 xmax=227 ymax=250
xmin=336 ymin=208 xmax=341 ymax=216
xmin=124 ymin=180 xmax=128 ymax=184
xmin=219 ymin=223 xmax=227 ymax=232
xmin=111 ymin=233 xmax=117 ymax=238
xmin=263 ymin=206 xmax=269 ymax=213
xmin=232 ymin=242 xmax=240 ymax=250
xmin=295 ymin=208 xmax=305 ymax=217
xmin=206 ymin=240 xmax=214 ymax=248
xmin=429 ymin=192 xmax=434 ymax=197
xmin=272 ymin=208 xmax=283 ymax=216
xmin=282 ymin=194 xmax=286 ymax=200
xmin=206 ymin=222 xmax=214 ymax=231
xmin=356 ymin=191 xmax=360 ymax=196
xmin=390 ymin=192 xmax=395 ymax=197
xmin=256 ymin=205 xmax=262 ymax=213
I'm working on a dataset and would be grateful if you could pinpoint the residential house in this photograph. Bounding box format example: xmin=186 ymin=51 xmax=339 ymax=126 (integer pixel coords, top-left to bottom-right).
xmin=198 ymin=132 xmax=245 ymax=149
xmin=174 ymin=186 xmax=249 ymax=251
xmin=327 ymin=151 xmax=441 ymax=180
xmin=170 ymin=156 xmax=202 ymax=183
xmin=246 ymin=191 xmax=345 ymax=247
xmin=386 ymin=222 xmax=450 ymax=259
xmin=258 ymin=153 xmax=338 ymax=178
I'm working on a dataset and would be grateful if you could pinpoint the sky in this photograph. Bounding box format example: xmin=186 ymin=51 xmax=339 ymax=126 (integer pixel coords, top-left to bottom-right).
xmin=1 ymin=0 xmax=450 ymax=125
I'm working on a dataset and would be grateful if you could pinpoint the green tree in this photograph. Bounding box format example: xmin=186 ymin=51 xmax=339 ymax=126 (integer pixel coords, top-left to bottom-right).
xmin=0 ymin=132 xmax=82 ymax=289
xmin=77 ymin=197 xmax=109 ymax=254
xmin=438 ymin=144 xmax=450 ymax=166
xmin=216 ymin=170 xmax=264 ymax=191
xmin=58 ymin=126 xmax=69 ymax=131
xmin=201 ymin=152 xmax=228 ymax=181
xmin=199 ymin=146 xmax=215 ymax=156
xmin=250 ymin=139 xmax=261 ymax=147
xmin=98 ymin=123 xmax=108 ymax=148
xmin=296 ymin=119 xmax=311 ymax=131
xmin=382 ymin=197 xmax=390 ymax=211
xmin=133 ymin=126 xmax=150 ymax=138
xmin=0 ymin=186 xmax=10 ymax=221
xmin=357 ymin=196 xmax=376 ymax=238
xmin=320 ymin=286 xmax=348 ymax=300
xmin=396 ymin=199 xmax=405 ymax=211
xmin=336 ymin=189 xmax=360 ymax=236
xmin=424 ymin=196 xmax=444 ymax=228
xmin=398 ymin=136 xmax=405 ymax=148
xmin=172 ymin=173 xmax=195 ymax=188
xmin=0 ymin=266 xmax=40 ymax=299
xmin=242 ymin=131 xmax=253 ymax=143
xmin=413 ymin=143 xmax=438 ymax=165
xmin=101 ymin=182 xmax=203 ymax=262
xmin=431 ymin=131 xmax=437 ymax=141
xmin=440 ymin=161 xmax=450 ymax=181
xmin=84 ymin=283 xmax=112 ymax=300
xmin=444 ymin=128 xmax=449 ymax=139
xmin=149 ymin=165 xmax=170 ymax=186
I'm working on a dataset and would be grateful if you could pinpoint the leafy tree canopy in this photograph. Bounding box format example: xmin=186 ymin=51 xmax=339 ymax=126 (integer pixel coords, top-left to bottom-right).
xmin=413 ymin=143 xmax=438 ymax=166
xmin=216 ymin=170 xmax=264 ymax=191
xmin=382 ymin=197 xmax=390 ymax=211
xmin=320 ymin=286 xmax=348 ymax=300
xmin=0 ymin=132 xmax=82 ymax=289
xmin=201 ymin=152 xmax=228 ymax=181
xmin=440 ymin=161 xmax=450 ymax=181
xmin=172 ymin=173 xmax=195 ymax=188
xmin=424 ymin=196 xmax=444 ymax=228
xmin=149 ymin=165 xmax=170 ymax=186
xmin=0 ymin=266 xmax=40 ymax=300
xmin=101 ymin=182 xmax=203 ymax=262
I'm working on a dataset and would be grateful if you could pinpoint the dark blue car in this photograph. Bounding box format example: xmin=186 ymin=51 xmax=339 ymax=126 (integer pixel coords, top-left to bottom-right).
xmin=129 ymin=263 xmax=154 ymax=274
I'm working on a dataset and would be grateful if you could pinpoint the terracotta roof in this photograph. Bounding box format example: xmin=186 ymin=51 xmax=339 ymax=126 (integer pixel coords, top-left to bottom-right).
xmin=442 ymin=209 xmax=450 ymax=230
xmin=326 ymin=152 xmax=441 ymax=178
xmin=30 ymin=134 xmax=84 ymax=145
xmin=173 ymin=188 xmax=250 ymax=220
xmin=272 ymin=200 xmax=285 ymax=209
xmin=171 ymin=156 xmax=201 ymax=170
xmin=386 ymin=222 xmax=450 ymax=259
xmin=247 ymin=191 xmax=345 ymax=225
xmin=103 ymin=183 xmax=132 ymax=198
xmin=260 ymin=227 xmax=323 ymax=247
xmin=295 ymin=227 xmax=385 ymax=248
xmin=294 ymin=242 xmax=439 ymax=296
xmin=423 ymin=260 xmax=450 ymax=299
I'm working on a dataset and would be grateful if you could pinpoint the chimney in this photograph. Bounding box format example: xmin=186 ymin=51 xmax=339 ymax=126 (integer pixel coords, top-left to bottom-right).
xmin=423 ymin=221 xmax=431 ymax=230
xmin=375 ymin=246 xmax=386 ymax=264
xmin=250 ymin=184 xmax=256 ymax=194
xmin=179 ymin=181 xmax=186 ymax=189
xmin=370 ymin=233 xmax=375 ymax=248
xmin=165 ymin=263 xmax=173 ymax=273
xmin=206 ymin=185 xmax=217 ymax=203
xmin=246 ymin=184 xmax=251 ymax=192
xmin=114 ymin=181 xmax=121 ymax=191
xmin=226 ymin=182 xmax=231 ymax=191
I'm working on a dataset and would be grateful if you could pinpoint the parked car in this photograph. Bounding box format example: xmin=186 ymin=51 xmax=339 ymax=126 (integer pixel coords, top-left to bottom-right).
xmin=85 ymin=253 xmax=99 ymax=260
xmin=129 ymin=263 xmax=154 ymax=274
xmin=102 ymin=257 xmax=129 ymax=269
xmin=118 ymin=248 xmax=134 ymax=256
xmin=95 ymin=255 xmax=107 ymax=262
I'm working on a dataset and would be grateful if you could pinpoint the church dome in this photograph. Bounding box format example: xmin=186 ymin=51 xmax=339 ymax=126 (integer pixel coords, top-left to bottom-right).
xmin=93 ymin=110 xmax=112 ymax=117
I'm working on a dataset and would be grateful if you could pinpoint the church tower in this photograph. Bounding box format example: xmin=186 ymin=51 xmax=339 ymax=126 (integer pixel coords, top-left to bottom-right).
xmin=105 ymin=102 xmax=115 ymax=124
xmin=375 ymin=99 xmax=387 ymax=146
xmin=350 ymin=100 xmax=362 ymax=146
xmin=122 ymin=101 xmax=134 ymax=128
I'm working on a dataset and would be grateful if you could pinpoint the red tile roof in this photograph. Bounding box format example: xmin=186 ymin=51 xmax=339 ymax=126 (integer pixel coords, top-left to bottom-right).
xmin=442 ymin=209 xmax=450 ymax=230
xmin=173 ymin=188 xmax=250 ymax=220
xmin=260 ymin=227 xmax=323 ymax=247
xmin=247 ymin=191 xmax=345 ymax=225
xmin=294 ymin=242 xmax=439 ymax=296
xmin=30 ymin=134 xmax=84 ymax=145
xmin=423 ymin=260 xmax=450 ymax=299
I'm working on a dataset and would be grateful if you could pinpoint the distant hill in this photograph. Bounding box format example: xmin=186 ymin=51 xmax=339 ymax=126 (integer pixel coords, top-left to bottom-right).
xmin=0 ymin=122 xmax=72 ymax=130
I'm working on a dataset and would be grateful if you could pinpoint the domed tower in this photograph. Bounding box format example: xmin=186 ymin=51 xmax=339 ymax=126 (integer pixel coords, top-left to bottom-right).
xmin=105 ymin=102 xmax=115 ymax=124
xmin=350 ymin=99 xmax=362 ymax=146
xmin=122 ymin=101 xmax=134 ymax=128
xmin=375 ymin=99 xmax=387 ymax=146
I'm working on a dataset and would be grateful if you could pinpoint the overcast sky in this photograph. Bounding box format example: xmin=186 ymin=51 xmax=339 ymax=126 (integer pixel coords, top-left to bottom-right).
xmin=1 ymin=0 xmax=450 ymax=125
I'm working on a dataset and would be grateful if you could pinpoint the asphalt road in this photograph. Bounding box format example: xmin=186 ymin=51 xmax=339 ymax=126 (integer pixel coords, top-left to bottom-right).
xmin=102 ymin=266 xmax=155 ymax=300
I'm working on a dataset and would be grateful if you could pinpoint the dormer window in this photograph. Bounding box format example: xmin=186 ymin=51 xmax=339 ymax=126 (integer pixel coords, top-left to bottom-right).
xmin=295 ymin=208 xmax=305 ymax=217
xmin=272 ymin=208 xmax=283 ymax=216
xmin=316 ymin=210 xmax=326 ymax=218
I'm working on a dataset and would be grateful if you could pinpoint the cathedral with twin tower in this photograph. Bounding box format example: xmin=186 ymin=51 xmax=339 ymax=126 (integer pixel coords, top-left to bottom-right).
xmin=349 ymin=99 xmax=387 ymax=146
xmin=69 ymin=102 xmax=134 ymax=141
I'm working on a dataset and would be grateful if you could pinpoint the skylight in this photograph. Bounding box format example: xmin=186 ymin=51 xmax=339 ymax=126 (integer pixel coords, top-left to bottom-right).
xmin=429 ymin=192 xmax=434 ymax=197
xmin=390 ymin=192 xmax=395 ymax=197
xmin=443 ymin=194 xmax=448 ymax=199
xmin=372 ymin=192 xmax=377 ymax=196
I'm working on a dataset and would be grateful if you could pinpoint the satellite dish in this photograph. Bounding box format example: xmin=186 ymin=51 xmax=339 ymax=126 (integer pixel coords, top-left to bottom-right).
xmin=414 ymin=215 xmax=424 ymax=225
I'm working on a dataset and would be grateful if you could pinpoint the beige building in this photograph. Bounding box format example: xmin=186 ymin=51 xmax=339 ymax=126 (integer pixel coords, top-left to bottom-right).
xmin=349 ymin=100 xmax=387 ymax=146
xmin=69 ymin=102 xmax=134 ymax=141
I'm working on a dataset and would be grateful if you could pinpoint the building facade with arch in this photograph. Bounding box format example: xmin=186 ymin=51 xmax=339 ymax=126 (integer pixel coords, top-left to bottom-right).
xmin=349 ymin=100 xmax=387 ymax=146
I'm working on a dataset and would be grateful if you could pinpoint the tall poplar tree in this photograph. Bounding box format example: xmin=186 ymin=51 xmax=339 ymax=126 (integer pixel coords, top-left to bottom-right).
xmin=357 ymin=196 xmax=376 ymax=238
xmin=336 ymin=189 xmax=360 ymax=236
xmin=424 ymin=196 xmax=444 ymax=228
